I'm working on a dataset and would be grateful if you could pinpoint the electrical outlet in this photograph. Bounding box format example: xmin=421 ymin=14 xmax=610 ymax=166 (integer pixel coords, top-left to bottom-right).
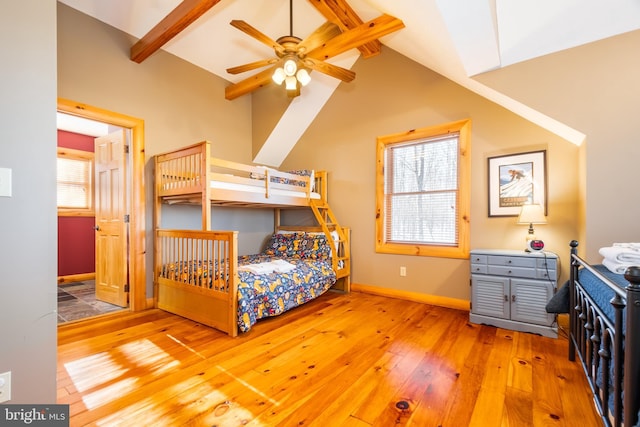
xmin=400 ymin=266 xmax=407 ymax=277
xmin=0 ymin=371 xmax=11 ymax=403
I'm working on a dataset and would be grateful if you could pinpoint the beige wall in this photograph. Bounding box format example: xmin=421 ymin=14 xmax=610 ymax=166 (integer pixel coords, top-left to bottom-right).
xmin=58 ymin=4 xmax=252 ymax=162
xmin=475 ymin=30 xmax=640 ymax=262
xmin=281 ymin=48 xmax=579 ymax=302
xmin=1 ymin=0 xmax=58 ymax=403
xmin=57 ymin=4 xmax=264 ymax=297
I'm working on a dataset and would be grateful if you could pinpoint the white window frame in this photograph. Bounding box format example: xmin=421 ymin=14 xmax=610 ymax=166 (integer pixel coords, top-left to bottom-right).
xmin=57 ymin=147 xmax=94 ymax=216
xmin=375 ymin=119 xmax=471 ymax=259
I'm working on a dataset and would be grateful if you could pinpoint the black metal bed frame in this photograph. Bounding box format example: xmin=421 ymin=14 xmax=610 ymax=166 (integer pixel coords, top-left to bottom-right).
xmin=569 ymin=240 xmax=640 ymax=426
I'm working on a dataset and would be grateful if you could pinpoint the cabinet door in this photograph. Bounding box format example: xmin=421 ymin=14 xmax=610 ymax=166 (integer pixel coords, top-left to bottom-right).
xmin=510 ymin=278 xmax=555 ymax=326
xmin=471 ymin=275 xmax=510 ymax=320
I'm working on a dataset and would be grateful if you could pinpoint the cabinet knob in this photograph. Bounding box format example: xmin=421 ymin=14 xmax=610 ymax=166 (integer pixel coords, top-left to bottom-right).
xmin=504 ymin=295 xmax=508 ymax=302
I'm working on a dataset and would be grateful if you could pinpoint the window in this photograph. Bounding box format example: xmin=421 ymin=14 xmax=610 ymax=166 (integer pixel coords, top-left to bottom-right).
xmin=375 ymin=119 xmax=470 ymax=259
xmin=57 ymin=147 xmax=94 ymax=216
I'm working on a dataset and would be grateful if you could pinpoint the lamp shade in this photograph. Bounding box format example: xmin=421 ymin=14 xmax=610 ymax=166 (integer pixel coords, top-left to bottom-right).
xmin=517 ymin=203 xmax=546 ymax=225
xmin=296 ymin=69 xmax=311 ymax=86
xmin=284 ymin=75 xmax=297 ymax=90
xmin=272 ymin=67 xmax=286 ymax=85
xmin=283 ymin=58 xmax=297 ymax=76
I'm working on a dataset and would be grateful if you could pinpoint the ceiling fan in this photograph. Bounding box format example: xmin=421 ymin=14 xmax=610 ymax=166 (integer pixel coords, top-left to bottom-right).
xmin=225 ymin=0 xmax=404 ymax=100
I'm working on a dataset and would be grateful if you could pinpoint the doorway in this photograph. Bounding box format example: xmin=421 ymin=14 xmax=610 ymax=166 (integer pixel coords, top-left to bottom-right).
xmin=57 ymin=98 xmax=147 ymax=322
xmin=57 ymin=119 xmax=129 ymax=322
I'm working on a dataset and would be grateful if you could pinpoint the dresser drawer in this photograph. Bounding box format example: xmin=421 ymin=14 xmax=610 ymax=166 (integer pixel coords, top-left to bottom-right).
xmin=488 ymin=265 xmax=537 ymax=279
xmin=537 ymin=269 xmax=556 ymax=280
xmin=471 ymin=264 xmax=488 ymax=274
xmin=536 ymin=258 xmax=557 ymax=270
xmin=488 ymin=255 xmax=537 ymax=269
xmin=470 ymin=254 xmax=487 ymax=264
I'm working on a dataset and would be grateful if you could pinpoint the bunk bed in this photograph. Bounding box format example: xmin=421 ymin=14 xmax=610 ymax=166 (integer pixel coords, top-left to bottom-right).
xmin=567 ymin=240 xmax=640 ymax=426
xmin=153 ymin=141 xmax=350 ymax=337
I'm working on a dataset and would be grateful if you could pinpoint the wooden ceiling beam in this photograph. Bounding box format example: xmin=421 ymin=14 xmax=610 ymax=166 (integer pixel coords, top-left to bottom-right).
xmin=307 ymin=0 xmax=381 ymax=58
xmin=130 ymin=0 xmax=222 ymax=63
xmin=307 ymin=14 xmax=404 ymax=62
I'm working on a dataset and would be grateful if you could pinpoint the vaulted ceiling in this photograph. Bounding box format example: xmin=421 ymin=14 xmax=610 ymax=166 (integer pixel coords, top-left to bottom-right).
xmin=58 ymin=0 xmax=640 ymax=165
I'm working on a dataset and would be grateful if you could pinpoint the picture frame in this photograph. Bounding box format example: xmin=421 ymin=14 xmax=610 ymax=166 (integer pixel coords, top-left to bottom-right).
xmin=487 ymin=150 xmax=547 ymax=217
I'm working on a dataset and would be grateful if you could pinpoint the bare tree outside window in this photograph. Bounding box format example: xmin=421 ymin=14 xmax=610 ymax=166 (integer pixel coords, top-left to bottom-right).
xmin=387 ymin=138 xmax=458 ymax=244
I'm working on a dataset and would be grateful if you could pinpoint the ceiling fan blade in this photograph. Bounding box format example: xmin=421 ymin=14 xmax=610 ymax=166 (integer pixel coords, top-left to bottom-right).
xmin=230 ymin=20 xmax=285 ymax=54
xmin=304 ymin=58 xmax=355 ymax=82
xmin=225 ymin=66 xmax=275 ymax=100
xmin=307 ymin=14 xmax=404 ymax=60
xmin=296 ymin=22 xmax=342 ymax=55
xmin=226 ymin=58 xmax=278 ymax=75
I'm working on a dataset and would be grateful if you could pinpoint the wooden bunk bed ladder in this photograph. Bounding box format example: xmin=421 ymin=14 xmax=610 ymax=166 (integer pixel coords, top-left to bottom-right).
xmin=309 ymin=199 xmax=351 ymax=292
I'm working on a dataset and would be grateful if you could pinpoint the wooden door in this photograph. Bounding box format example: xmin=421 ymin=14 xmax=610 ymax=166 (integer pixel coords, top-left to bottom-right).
xmin=94 ymin=130 xmax=128 ymax=307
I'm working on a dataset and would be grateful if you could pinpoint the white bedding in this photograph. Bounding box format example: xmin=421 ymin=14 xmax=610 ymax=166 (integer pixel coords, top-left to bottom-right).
xmin=238 ymin=259 xmax=296 ymax=274
xmin=210 ymin=180 xmax=321 ymax=199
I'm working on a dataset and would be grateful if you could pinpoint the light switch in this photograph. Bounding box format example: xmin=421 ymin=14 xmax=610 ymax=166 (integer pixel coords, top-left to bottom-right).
xmin=0 ymin=168 xmax=12 ymax=197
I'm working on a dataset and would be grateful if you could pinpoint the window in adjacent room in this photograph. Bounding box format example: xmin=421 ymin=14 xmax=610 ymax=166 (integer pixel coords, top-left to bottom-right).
xmin=375 ymin=119 xmax=471 ymax=259
xmin=57 ymin=147 xmax=94 ymax=216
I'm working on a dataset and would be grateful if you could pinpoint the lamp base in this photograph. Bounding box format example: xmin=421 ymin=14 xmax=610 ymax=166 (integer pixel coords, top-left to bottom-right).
xmin=524 ymin=231 xmax=536 ymax=252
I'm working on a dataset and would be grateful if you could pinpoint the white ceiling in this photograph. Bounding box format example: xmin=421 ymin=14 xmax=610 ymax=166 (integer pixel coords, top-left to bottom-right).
xmin=58 ymin=0 xmax=640 ymax=163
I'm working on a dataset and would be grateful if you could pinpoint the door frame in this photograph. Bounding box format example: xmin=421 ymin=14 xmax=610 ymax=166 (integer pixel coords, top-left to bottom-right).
xmin=58 ymin=98 xmax=147 ymax=312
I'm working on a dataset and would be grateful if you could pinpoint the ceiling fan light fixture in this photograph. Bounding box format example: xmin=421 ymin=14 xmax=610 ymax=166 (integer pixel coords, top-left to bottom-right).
xmin=283 ymin=58 xmax=297 ymax=76
xmin=272 ymin=67 xmax=286 ymax=85
xmin=285 ymin=75 xmax=298 ymax=90
xmin=296 ymin=68 xmax=311 ymax=86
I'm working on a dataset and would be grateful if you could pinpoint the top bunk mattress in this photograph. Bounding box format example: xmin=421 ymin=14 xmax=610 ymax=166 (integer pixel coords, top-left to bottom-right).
xmin=210 ymin=179 xmax=321 ymax=200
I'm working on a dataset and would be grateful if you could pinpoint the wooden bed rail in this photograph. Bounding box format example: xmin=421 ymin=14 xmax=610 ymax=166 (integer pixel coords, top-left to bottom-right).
xmin=155 ymin=229 xmax=239 ymax=336
xmin=155 ymin=141 xmax=209 ymax=197
xmin=155 ymin=141 xmax=329 ymax=231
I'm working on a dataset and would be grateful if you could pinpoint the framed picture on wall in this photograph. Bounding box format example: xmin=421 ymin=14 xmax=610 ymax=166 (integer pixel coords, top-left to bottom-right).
xmin=487 ymin=150 xmax=547 ymax=217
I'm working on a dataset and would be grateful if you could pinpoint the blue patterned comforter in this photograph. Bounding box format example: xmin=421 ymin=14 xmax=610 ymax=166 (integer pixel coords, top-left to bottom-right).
xmin=237 ymin=254 xmax=335 ymax=332
xmin=161 ymin=232 xmax=337 ymax=333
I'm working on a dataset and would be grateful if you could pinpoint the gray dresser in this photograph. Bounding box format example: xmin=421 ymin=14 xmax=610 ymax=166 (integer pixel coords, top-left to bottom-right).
xmin=469 ymin=249 xmax=558 ymax=338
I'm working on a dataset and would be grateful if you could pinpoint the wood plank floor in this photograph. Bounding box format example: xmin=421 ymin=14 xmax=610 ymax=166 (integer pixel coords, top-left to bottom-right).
xmin=57 ymin=291 xmax=602 ymax=426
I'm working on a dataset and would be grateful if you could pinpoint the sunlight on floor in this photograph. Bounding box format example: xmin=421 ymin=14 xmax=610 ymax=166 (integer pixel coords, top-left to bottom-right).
xmin=63 ymin=336 xmax=272 ymax=424
xmin=120 ymin=339 xmax=181 ymax=375
xmin=81 ymin=377 xmax=139 ymax=411
xmin=64 ymin=352 xmax=128 ymax=393
xmin=216 ymin=365 xmax=280 ymax=407
xmin=202 ymin=400 xmax=265 ymax=427
xmin=166 ymin=333 xmax=206 ymax=359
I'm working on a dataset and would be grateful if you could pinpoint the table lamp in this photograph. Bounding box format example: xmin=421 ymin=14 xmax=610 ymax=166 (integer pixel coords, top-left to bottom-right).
xmin=517 ymin=203 xmax=546 ymax=251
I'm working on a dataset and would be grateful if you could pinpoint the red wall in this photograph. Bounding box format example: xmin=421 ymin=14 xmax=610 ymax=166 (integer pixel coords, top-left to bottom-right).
xmin=58 ymin=129 xmax=94 ymax=151
xmin=58 ymin=130 xmax=95 ymax=277
xmin=58 ymin=217 xmax=95 ymax=275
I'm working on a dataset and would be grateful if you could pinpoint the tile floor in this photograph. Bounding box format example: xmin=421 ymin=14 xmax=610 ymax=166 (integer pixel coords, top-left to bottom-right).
xmin=57 ymin=281 xmax=125 ymax=324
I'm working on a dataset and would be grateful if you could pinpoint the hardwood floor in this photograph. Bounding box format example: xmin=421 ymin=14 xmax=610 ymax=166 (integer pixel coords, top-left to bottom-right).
xmin=57 ymin=291 xmax=602 ymax=426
